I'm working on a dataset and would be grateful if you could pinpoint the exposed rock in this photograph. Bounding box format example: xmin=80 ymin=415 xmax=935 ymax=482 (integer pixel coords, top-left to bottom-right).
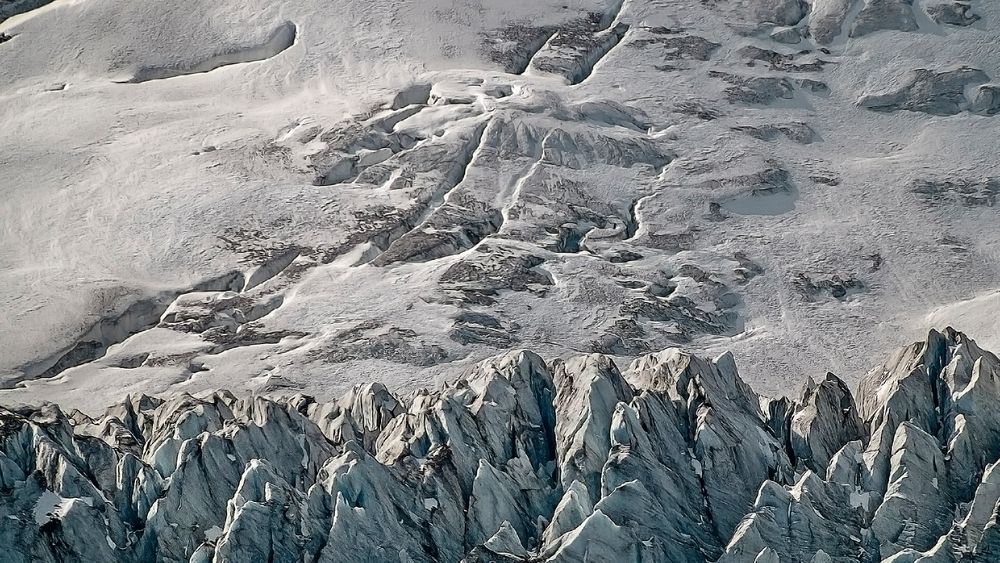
xmin=439 ymin=244 xmax=553 ymax=299
xmin=969 ymin=84 xmax=1000 ymax=116
xmin=810 ymin=0 xmax=856 ymax=44
xmin=709 ymin=164 xmax=799 ymax=216
xmin=923 ymin=1 xmax=979 ymax=26
xmin=0 ymin=0 xmax=55 ymax=24
xmin=769 ymin=26 xmax=803 ymax=44
xmin=673 ymin=100 xmax=722 ymax=120
xmin=711 ymin=71 xmax=795 ymax=105
xmin=857 ymin=66 xmax=989 ymax=116
xmin=565 ymin=100 xmax=650 ymax=131
xmin=449 ymin=312 xmax=519 ymax=347
xmin=711 ymin=71 xmax=828 ymax=105
xmin=912 ymin=177 xmax=1000 ymax=207
xmin=528 ymin=9 xmax=631 ymax=85
xmin=481 ymin=24 xmax=558 ymax=74
xmin=850 ymin=0 xmax=918 ymax=38
xmin=748 ymin=0 xmax=808 ymax=26
xmin=371 ymin=206 xmax=503 ymax=265
xmin=732 ymin=122 xmax=818 ymax=144
xmin=391 ymin=83 xmax=432 ymax=109
xmin=810 ymin=174 xmax=841 ymax=186
xmin=203 ymin=324 xmax=307 ymax=354
xmin=314 ymin=322 xmax=447 ymax=367
xmin=631 ymin=31 xmax=721 ymax=65
xmin=591 ymin=317 xmax=650 ymax=355
xmin=538 ymin=127 xmax=671 ymax=170
xmin=737 ymin=46 xmax=829 ymax=72
xmin=792 ymin=272 xmax=865 ymax=300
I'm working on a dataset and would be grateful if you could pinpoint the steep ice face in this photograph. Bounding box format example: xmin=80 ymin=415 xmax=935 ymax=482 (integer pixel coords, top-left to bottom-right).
xmin=0 ymin=329 xmax=999 ymax=561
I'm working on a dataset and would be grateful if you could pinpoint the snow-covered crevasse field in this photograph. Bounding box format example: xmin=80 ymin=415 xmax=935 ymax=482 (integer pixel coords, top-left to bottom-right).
xmin=1 ymin=0 xmax=1000 ymax=413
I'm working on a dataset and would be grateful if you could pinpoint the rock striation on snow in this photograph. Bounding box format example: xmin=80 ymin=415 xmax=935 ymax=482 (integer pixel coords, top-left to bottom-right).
xmin=5 ymin=328 xmax=1000 ymax=561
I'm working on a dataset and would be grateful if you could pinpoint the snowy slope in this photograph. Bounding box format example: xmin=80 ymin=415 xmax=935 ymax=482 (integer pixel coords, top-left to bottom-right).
xmin=2 ymin=0 xmax=1000 ymax=413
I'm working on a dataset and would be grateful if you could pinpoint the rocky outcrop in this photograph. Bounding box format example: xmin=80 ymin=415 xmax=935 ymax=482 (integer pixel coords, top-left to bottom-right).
xmin=810 ymin=0 xmax=855 ymax=44
xmin=7 ymin=329 xmax=1000 ymax=561
xmin=0 ymin=0 xmax=54 ymax=24
xmin=732 ymin=122 xmax=818 ymax=144
xmin=858 ymin=67 xmax=989 ymax=116
xmin=912 ymin=177 xmax=1000 ymax=207
xmin=748 ymin=0 xmax=808 ymax=26
xmin=970 ymin=85 xmax=1000 ymax=116
xmin=850 ymin=0 xmax=918 ymax=38
xmin=923 ymin=1 xmax=979 ymax=26
xmin=710 ymin=71 xmax=829 ymax=106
